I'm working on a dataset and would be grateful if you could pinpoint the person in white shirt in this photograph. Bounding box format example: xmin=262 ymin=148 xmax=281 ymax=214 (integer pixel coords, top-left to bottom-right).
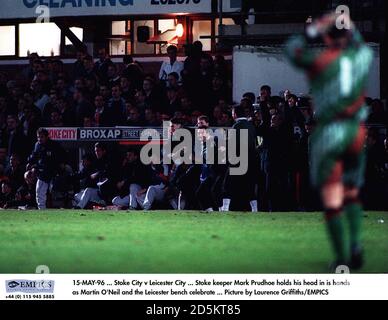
xmin=159 ymin=45 xmax=184 ymax=85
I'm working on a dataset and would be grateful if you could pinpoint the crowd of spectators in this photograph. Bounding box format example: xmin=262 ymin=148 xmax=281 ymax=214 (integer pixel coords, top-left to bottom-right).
xmin=0 ymin=42 xmax=387 ymax=211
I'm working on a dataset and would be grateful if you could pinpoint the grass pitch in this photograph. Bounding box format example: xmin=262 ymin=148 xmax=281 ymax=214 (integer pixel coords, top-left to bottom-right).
xmin=0 ymin=210 xmax=387 ymax=274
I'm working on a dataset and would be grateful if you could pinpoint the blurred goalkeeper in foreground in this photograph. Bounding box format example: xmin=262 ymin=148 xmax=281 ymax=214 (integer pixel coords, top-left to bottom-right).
xmin=285 ymin=12 xmax=373 ymax=271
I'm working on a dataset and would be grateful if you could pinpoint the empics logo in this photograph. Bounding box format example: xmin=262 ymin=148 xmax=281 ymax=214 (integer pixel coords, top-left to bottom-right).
xmin=6 ymin=280 xmax=55 ymax=293
xmin=7 ymin=281 xmax=20 ymax=289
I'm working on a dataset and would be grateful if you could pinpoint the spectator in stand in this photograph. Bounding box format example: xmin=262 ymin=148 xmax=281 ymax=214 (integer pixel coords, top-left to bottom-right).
xmin=48 ymin=109 xmax=64 ymax=127
xmin=243 ymin=92 xmax=256 ymax=105
xmin=218 ymin=110 xmax=233 ymax=127
xmin=83 ymin=116 xmax=95 ymax=128
xmin=159 ymin=45 xmax=184 ymax=84
xmin=221 ymin=104 xmax=258 ymax=212
xmin=28 ymin=128 xmax=66 ymax=210
xmin=73 ymin=77 xmax=85 ymax=93
xmin=120 ymin=75 xmax=136 ymax=101
xmin=94 ymin=95 xmax=112 ymax=127
xmin=82 ymin=55 xmax=98 ymax=80
xmin=125 ymin=103 xmax=144 ymax=127
xmin=1 ymin=114 xmax=27 ymax=160
xmin=30 ymin=79 xmax=49 ymax=114
xmin=180 ymin=95 xmax=194 ymax=116
xmin=257 ymin=112 xmax=292 ymax=211
xmin=144 ymin=108 xmax=159 ymax=127
xmin=0 ymin=181 xmax=15 ymax=209
xmin=55 ymin=97 xmax=76 ymax=127
xmin=22 ymin=52 xmax=40 ymax=82
xmin=196 ymin=53 xmax=214 ymax=112
xmin=99 ymin=84 xmax=111 ymax=102
xmin=72 ymin=153 xmax=97 ymax=209
xmin=94 ymin=48 xmax=112 ymax=84
xmin=56 ymin=77 xmax=72 ymax=101
xmin=138 ymin=161 xmax=169 ymax=210
xmin=285 ymin=94 xmax=307 ymax=210
xmin=49 ymin=59 xmax=64 ymax=84
xmin=72 ymin=49 xmax=87 ymax=80
xmin=135 ymin=89 xmax=148 ymax=111
xmin=5 ymin=154 xmax=24 ymax=191
xmin=108 ymin=85 xmax=126 ymax=124
xmin=85 ymin=75 xmax=99 ymax=102
xmin=12 ymin=170 xmax=37 ymax=209
xmin=214 ymin=54 xmax=229 ymax=81
xmin=112 ymin=149 xmax=152 ymax=209
xmin=211 ymin=105 xmax=222 ymax=126
xmin=211 ymin=74 xmax=230 ymax=106
xmin=166 ymin=87 xmax=181 ymax=116
xmin=122 ymin=55 xmax=144 ymax=90
xmin=143 ymin=77 xmax=161 ymax=112
xmin=107 ymin=64 xmax=121 ymax=89
xmin=73 ymin=87 xmax=94 ymax=127
xmin=76 ymin=143 xmax=119 ymax=209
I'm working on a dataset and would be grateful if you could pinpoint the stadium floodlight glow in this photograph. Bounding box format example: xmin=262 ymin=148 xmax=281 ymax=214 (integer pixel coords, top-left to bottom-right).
xmin=176 ymin=24 xmax=184 ymax=38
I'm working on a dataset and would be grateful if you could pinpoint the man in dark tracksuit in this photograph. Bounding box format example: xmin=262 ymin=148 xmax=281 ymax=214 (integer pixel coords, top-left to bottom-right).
xmin=222 ymin=104 xmax=258 ymax=212
xmin=28 ymin=128 xmax=65 ymax=210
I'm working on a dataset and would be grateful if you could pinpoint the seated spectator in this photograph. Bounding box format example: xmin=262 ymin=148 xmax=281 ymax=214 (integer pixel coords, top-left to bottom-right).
xmin=49 ymin=109 xmax=64 ymax=127
xmin=82 ymin=55 xmax=98 ymax=80
xmin=107 ymin=64 xmax=121 ymax=89
xmin=13 ymin=170 xmax=37 ymax=209
xmin=108 ymin=85 xmax=126 ymax=124
xmin=144 ymin=108 xmax=160 ymax=127
xmin=55 ymin=97 xmax=76 ymax=127
xmin=85 ymin=75 xmax=99 ymax=102
xmin=165 ymin=87 xmax=181 ymax=116
xmin=74 ymin=143 xmax=118 ymax=209
xmin=94 ymin=95 xmax=110 ymax=127
xmin=137 ymin=162 xmax=169 ymax=210
xmin=112 ymin=149 xmax=152 ymax=209
xmin=120 ymin=75 xmax=136 ymax=101
xmin=72 ymin=154 xmax=97 ymax=208
xmin=0 ymin=181 xmax=14 ymax=209
xmin=125 ymin=105 xmax=143 ymax=127
xmin=73 ymin=87 xmax=94 ymax=127
xmin=5 ymin=154 xmax=25 ymax=190
xmin=99 ymin=84 xmax=111 ymax=102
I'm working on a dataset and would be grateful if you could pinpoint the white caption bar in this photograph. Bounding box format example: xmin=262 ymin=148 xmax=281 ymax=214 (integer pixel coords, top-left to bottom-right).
xmin=1 ymin=274 xmax=387 ymax=300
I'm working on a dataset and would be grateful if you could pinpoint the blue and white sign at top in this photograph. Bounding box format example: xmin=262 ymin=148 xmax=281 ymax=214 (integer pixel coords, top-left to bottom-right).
xmin=0 ymin=0 xmax=212 ymax=19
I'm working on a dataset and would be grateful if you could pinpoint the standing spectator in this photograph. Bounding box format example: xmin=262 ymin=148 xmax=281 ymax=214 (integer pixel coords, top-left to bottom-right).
xmin=122 ymin=55 xmax=144 ymax=90
xmin=221 ymin=104 xmax=258 ymax=212
xmin=94 ymin=48 xmax=112 ymax=84
xmin=28 ymin=128 xmax=66 ymax=210
xmin=159 ymin=45 xmax=184 ymax=84
xmin=1 ymin=114 xmax=27 ymax=160
xmin=72 ymin=49 xmax=87 ymax=80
